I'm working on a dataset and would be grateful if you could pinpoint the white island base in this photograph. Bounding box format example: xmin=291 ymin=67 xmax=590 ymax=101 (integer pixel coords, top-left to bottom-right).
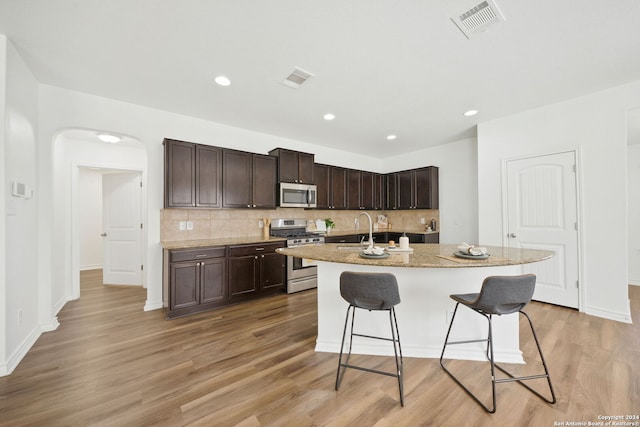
xmin=315 ymin=261 xmax=526 ymax=363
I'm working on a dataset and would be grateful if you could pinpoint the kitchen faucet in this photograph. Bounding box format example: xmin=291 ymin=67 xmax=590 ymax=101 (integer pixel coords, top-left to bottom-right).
xmin=358 ymin=212 xmax=374 ymax=250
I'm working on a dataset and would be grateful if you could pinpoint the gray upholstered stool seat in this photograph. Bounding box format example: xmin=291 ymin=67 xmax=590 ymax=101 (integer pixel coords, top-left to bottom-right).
xmin=335 ymin=271 xmax=404 ymax=406
xmin=440 ymin=274 xmax=556 ymax=413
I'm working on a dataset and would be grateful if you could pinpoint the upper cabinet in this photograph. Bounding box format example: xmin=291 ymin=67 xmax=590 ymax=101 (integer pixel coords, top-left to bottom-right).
xmin=164 ymin=139 xmax=222 ymax=208
xmin=164 ymin=139 xmax=437 ymax=211
xmin=351 ymin=170 xmax=384 ymax=210
xmin=314 ymin=163 xmax=347 ymax=209
xmin=223 ymin=150 xmax=277 ymax=209
xmin=388 ymin=166 xmax=439 ymax=210
xmin=268 ymin=148 xmax=315 ymax=184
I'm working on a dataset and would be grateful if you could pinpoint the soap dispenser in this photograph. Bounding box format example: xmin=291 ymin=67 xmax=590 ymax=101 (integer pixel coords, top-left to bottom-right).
xmin=399 ymin=232 xmax=410 ymax=250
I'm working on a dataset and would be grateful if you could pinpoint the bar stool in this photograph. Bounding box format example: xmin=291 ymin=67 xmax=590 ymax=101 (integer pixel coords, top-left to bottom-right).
xmin=335 ymin=271 xmax=404 ymax=406
xmin=439 ymin=274 xmax=556 ymax=413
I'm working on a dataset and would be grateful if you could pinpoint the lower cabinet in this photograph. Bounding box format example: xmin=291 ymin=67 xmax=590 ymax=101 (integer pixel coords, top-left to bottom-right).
xmin=326 ymin=232 xmax=440 ymax=245
xmin=166 ymin=246 xmax=227 ymax=318
xmin=164 ymin=241 xmax=285 ymax=319
xmin=228 ymin=242 xmax=286 ymax=300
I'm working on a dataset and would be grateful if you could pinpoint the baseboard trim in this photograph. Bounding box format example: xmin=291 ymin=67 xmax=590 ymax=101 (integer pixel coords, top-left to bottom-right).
xmin=584 ymin=305 xmax=632 ymax=324
xmin=0 ymin=326 xmax=42 ymax=377
xmin=144 ymin=299 xmax=163 ymax=312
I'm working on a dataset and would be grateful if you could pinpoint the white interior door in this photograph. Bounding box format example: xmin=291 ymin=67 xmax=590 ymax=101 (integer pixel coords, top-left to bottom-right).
xmin=506 ymin=151 xmax=580 ymax=308
xmin=102 ymin=172 xmax=142 ymax=285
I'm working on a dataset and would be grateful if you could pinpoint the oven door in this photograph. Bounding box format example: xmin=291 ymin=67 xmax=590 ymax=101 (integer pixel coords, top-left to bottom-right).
xmin=288 ymin=255 xmax=317 ymax=280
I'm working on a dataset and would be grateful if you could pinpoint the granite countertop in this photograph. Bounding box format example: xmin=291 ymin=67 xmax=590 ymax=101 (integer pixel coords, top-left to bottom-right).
xmin=276 ymin=243 xmax=554 ymax=268
xmin=161 ymin=236 xmax=287 ymax=250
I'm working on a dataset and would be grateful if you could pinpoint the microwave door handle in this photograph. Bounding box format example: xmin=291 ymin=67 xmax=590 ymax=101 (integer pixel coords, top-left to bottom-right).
xmin=306 ymin=188 xmax=311 ymax=206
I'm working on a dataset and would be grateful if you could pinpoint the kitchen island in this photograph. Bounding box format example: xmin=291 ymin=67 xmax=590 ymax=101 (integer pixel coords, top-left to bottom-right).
xmin=277 ymin=243 xmax=554 ymax=362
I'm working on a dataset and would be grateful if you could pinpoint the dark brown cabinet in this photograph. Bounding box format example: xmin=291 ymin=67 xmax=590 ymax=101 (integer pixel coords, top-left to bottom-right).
xmin=326 ymin=232 xmax=439 ymax=244
xmin=330 ymin=166 xmax=348 ymax=209
xmin=269 ymin=148 xmax=315 ymax=184
xmin=314 ymin=163 xmax=330 ymax=209
xmin=164 ymin=139 xmax=222 ymax=208
xmin=228 ymin=242 xmax=286 ymax=301
xmin=164 ymin=241 xmax=285 ymax=318
xmin=315 ymin=163 xmax=348 ymax=209
xmin=347 ymin=169 xmax=362 ymax=210
xmin=388 ymin=166 xmax=439 ymax=210
xmin=222 ymin=150 xmax=277 ymax=208
xmin=165 ymin=247 xmax=227 ymax=318
xmin=352 ymin=171 xmax=384 ymax=210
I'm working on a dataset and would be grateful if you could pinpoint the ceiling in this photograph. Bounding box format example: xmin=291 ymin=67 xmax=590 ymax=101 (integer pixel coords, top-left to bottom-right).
xmin=1 ymin=0 xmax=640 ymax=155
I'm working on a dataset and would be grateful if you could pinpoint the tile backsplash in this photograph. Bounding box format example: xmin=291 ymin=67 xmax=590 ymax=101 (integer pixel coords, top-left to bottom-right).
xmin=161 ymin=208 xmax=439 ymax=241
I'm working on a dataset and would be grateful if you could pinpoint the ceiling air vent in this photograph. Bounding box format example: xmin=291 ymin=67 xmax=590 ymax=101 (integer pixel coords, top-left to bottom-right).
xmin=281 ymin=67 xmax=315 ymax=89
xmin=451 ymin=0 xmax=506 ymax=39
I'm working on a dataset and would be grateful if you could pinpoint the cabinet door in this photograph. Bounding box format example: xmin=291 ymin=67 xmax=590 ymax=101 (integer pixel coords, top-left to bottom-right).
xmin=347 ymin=169 xmax=362 ymax=210
xmin=314 ymin=164 xmax=330 ymax=209
xmin=325 ymin=234 xmax=359 ymax=243
xmin=170 ymin=261 xmax=199 ymax=309
xmin=373 ymin=173 xmax=384 ymax=210
xmin=252 ymin=154 xmax=277 ymax=208
xmin=195 ymin=145 xmax=222 ymax=208
xmin=276 ymin=149 xmax=299 ymax=183
xmin=330 ymin=167 xmax=347 ymax=209
xmin=298 ymin=152 xmax=315 ymax=184
xmin=165 ymin=139 xmax=195 ymax=208
xmin=414 ymin=166 xmax=439 ymax=209
xmin=228 ymin=255 xmax=258 ymax=297
xmin=397 ymin=170 xmax=415 ymax=209
xmin=200 ymin=258 xmax=226 ymax=304
xmin=361 ymin=171 xmax=375 ymax=209
xmin=386 ymin=173 xmax=398 ymax=210
xmin=223 ymin=150 xmax=252 ymax=208
xmin=260 ymin=252 xmax=285 ymax=292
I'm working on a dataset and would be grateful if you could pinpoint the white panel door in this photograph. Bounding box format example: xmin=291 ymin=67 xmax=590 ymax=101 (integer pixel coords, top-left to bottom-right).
xmin=506 ymin=151 xmax=579 ymax=308
xmin=102 ymin=172 xmax=142 ymax=285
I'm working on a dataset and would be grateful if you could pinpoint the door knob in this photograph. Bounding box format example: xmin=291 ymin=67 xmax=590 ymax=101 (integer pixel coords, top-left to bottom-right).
xmin=509 ymin=233 xmax=518 ymax=238
xmin=101 ymin=233 xmax=107 ymax=237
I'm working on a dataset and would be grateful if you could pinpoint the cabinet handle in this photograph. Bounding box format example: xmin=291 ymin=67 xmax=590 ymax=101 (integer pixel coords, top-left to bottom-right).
xmin=195 ymin=254 xmax=208 ymax=258
xmin=255 ymin=247 xmax=265 ymax=251
xmin=254 ymin=256 xmax=258 ymax=259
xmin=261 ymin=254 xmax=264 ymax=258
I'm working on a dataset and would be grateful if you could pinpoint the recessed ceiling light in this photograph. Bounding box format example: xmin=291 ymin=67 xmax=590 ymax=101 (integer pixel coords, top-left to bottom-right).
xmin=464 ymin=109 xmax=479 ymax=117
xmin=323 ymin=113 xmax=335 ymax=121
xmin=386 ymin=134 xmax=397 ymax=140
xmin=214 ymin=75 xmax=231 ymax=86
xmin=97 ymin=133 xmax=121 ymax=144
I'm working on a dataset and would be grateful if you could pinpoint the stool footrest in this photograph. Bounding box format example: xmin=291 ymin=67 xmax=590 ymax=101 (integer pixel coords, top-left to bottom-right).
xmin=339 ymin=363 xmax=400 ymax=378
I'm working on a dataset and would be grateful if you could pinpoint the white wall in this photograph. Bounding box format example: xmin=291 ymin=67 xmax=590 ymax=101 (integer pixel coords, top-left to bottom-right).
xmin=78 ymin=168 xmax=103 ymax=270
xmin=628 ymin=143 xmax=640 ymax=285
xmin=478 ymin=81 xmax=640 ymax=323
xmin=36 ymin=84 xmax=387 ymax=324
xmin=387 ymin=138 xmax=479 ymax=244
xmin=0 ymin=36 xmax=40 ymax=375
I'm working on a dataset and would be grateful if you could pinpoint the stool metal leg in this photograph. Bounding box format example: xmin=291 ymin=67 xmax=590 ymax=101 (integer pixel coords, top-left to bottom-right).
xmin=335 ymin=305 xmax=354 ymax=390
xmin=335 ymin=305 xmax=405 ymax=406
xmin=389 ymin=307 xmax=404 ymax=406
xmin=440 ymin=305 xmax=556 ymax=413
xmin=493 ymin=311 xmax=556 ymax=404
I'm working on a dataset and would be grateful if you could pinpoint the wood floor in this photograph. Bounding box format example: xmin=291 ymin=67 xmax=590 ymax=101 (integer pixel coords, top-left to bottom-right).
xmin=1 ymin=270 xmax=639 ymax=426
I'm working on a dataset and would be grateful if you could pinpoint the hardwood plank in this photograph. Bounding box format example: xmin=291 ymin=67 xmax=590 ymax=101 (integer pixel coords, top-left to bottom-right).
xmin=0 ymin=270 xmax=638 ymax=426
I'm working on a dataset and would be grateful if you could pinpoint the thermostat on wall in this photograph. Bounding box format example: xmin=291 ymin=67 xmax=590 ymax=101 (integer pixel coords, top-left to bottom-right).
xmin=12 ymin=181 xmax=33 ymax=199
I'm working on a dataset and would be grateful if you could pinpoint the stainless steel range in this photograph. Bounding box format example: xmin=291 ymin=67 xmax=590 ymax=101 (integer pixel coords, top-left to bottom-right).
xmin=270 ymin=218 xmax=324 ymax=293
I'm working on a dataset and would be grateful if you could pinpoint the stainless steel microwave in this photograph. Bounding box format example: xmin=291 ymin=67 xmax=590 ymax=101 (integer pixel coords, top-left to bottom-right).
xmin=279 ymin=182 xmax=317 ymax=208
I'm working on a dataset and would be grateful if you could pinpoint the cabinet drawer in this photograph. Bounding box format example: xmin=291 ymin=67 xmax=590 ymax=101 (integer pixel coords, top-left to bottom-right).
xmin=170 ymin=247 xmax=226 ymax=262
xmin=228 ymin=242 xmax=284 ymax=257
